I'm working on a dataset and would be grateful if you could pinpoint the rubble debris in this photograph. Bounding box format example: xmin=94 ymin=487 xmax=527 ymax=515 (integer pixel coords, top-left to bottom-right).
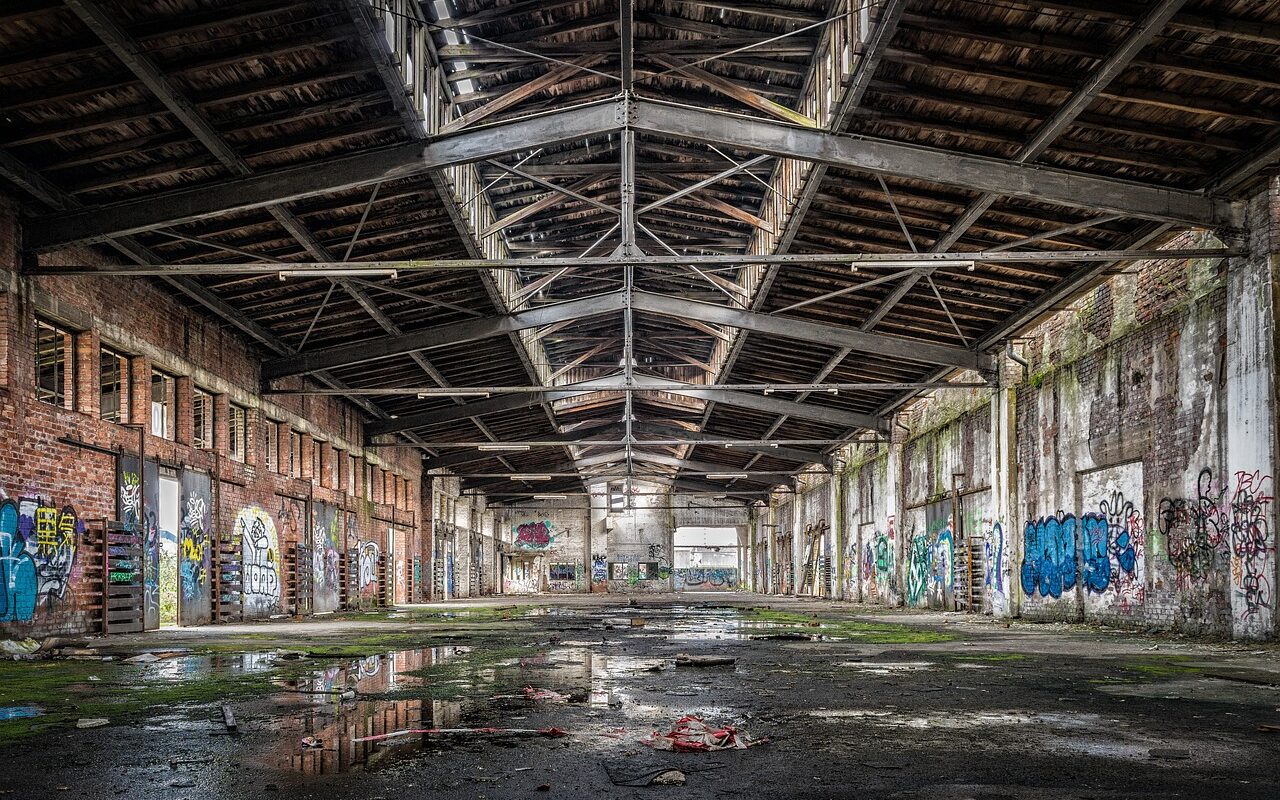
xmin=675 ymin=654 xmax=737 ymax=667
xmin=631 ymin=618 xmax=647 ymax=627
xmin=221 ymin=705 xmax=237 ymax=732
xmin=301 ymin=736 xmax=323 ymax=749
xmin=75 ymin=718 xmax=110 ymax=729
xmin=523 ymin=686 xmax=570 ymax=702
xmin=748 ymin=633 xmax=815 ymax=641
xmin=650 ymin=770 xmax=687 ymax=786
xmin=641 ymin=716 xmax=766 ymax=752
xmin=1 ymin=638 xmax=41 ymax=657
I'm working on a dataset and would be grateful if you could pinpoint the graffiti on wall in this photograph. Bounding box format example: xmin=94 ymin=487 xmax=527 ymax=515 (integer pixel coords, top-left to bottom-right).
xmin=513 ymin=520 xmax=555 ymax=550
xmin=1226 ymin=470 xmax=1272 ymax=621
xmin=1020 ymin=496 xmax=1142 ymax=600
xmin=238 ymin=507 xmax=281 ymax=617
xmin=0 ymin=497 xmax=82 ymax=623
xmin=357 ymin=542 xmax=380 ymax=592
xmin=674 ymin=567 xmax=738 ymax=590
xmin=906 ymin=503 xmax=953 ymax=609
xmin=1159 ymin=467 xmax=1228 ymax=585
xmin=1160 ymin=468 xmax=1276 ymax=621
xmin=548 ymin=563 xmax=577 ymax=581
xmin=178 ymin=472 xmax=212 ymax=626
xmin=861 ymin=516 xmax=895 ymax=603
xmin=982 ymin=517 xmax=1007 ymax=614
xmin=591 ymin=553 xmax=608 ymax=583
xmin=311 ymin=502 xmax=341 ymax=613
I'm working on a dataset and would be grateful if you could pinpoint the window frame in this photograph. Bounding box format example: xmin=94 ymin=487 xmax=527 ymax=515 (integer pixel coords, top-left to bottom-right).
xmin=263 ymin=419 xmax=280 ymax=473
xmin=191 ymin=387 xmax=214 ymax=449
xmin=228 ymin=402 xmax=247 ymax=463
xmin=150 ymin=369 xmax=176 ymax=440
xmin=35 ymin=318 xmax=74 ymax=409
xmin=99 ymin=345 xmax=130 ymax=424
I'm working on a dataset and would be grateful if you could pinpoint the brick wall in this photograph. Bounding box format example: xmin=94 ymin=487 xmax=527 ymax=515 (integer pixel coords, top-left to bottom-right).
xmin=0 ymin=193 xmax=426 ymax=638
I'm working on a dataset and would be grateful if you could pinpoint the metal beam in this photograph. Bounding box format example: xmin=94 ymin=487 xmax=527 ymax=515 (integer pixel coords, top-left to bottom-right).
xmin=24 ymin=100 xmax=624 ymax=250
xmin=628 ymin=99 xmax=1236 ymax=226
xmin=421 ymin=421 xmax=624 ymax=471
xmin=262 ymin=291 xmax=625 ymax=380
xmin=367 ymin=374 xmax=885 ymax=436
xmin=28 ymin=247 xmax=1242 ymax=276
xmin=630 ymin=290 xmax=991 ymax=372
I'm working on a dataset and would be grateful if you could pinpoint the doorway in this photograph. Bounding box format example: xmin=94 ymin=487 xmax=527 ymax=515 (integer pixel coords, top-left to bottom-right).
xmin=673 ymin=526 xmax=740 ymax=591
xmin=156 ymin=472 xmax=180 ymax=626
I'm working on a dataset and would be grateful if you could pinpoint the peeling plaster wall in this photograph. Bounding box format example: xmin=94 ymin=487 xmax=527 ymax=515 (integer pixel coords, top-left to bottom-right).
xmin=495 ymin=499 xmax=589 ymax=594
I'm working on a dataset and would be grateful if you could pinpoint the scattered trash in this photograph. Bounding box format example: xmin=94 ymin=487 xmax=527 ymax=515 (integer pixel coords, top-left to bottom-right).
xmin=87 ymin=675 xmax=100 ymax=681
xmin=650 ymin=770 xmax=687 ymax=786
xmin=275 ymin=650 xmax=309 ymax=661
xmin=675 ymin=654 xmax=736 ymax=667
xmin=748 ymin=633 xmax=814 ymax=641
xmin=75 ymin=718 xmax=110 ymax=729
xmin=352 ymin=726 xmax=568 ymax=744
xmin=169 ymin=778 xmax=196 ymax=789
xmin=631 ymin=618 xmax=647 ymax=627
xmin=0 ymin=638 xmax=40 ymax=656
xmin=221 ymin=705 xmax=237 ymax=733
xmin=536 ymin=784 xmax=551 ymax=792
xmin=641 ymin=715 xmax=766 ymax=752
xmin=1257 ymin=724 xmax=1280 ymax=733
xmin=301 ymin=736 xmax=323 ymax=749
xmin=523 ymin=686 xmax=570 ymax=702
xmin=1149 ymin=748 xmax=1191 ymax=760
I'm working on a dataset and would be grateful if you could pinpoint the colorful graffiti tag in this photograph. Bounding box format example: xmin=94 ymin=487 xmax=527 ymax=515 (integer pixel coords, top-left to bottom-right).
xmin=674 ymin=567 xmax=738 ymax=590
xmin=591 ymin=553 xmax=608 ymax=583
xmin=1159 ymin=467 xmax=1228 ymax=584
xmin=238 ymin=507 xmax=281 ymax=618
xmin=0 ymin=497 xmax=82 ymax=623
xmin=1021 ymin=495 xmax=1142 ymax=600
xmin=548 ymin=563 xmax=577 ymax=581
xmin=513 ymin=520 xmax=554 ymax=550
xmin=357 ymin=542 xmax=380 ymax=592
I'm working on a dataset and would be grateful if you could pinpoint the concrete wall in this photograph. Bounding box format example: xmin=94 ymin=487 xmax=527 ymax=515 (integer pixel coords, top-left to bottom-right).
xmin=495 ymin=498 xmax=590 ymax=594
xmin=0 ymin=195 xmax=425 ymax=637
xmin=755 ymin=185 xmax=1280 ymax=641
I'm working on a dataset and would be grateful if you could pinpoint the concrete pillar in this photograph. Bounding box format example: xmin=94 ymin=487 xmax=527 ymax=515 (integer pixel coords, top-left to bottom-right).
xmin=588 ymin=482 xmax=608 ymax=592
xmin=128 ymin=355 xmax=150 ymax=433
xmin=830 ymin=461 xmax=843 ymax=600
xmin=989 ymin=360 xmax=1018 ymax=618
xmin=1225 ymin=178 xmax=1280 ymax=639
xmin=886 ymin=421 xmax=905 ymax=607
xmin=791 ymin=488 xmax=802 ymax=596
xmin=74 ymin=328 xmax=99 ymax=417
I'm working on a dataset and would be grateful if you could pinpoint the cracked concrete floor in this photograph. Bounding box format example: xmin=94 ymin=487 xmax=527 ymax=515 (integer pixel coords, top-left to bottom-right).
xmin=2 ymin=595 xmax=1278 ymax=799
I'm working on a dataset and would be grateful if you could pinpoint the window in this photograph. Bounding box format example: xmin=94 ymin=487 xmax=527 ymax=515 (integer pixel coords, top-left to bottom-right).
xmin=311 ymin=441 xmax=321 ymax=480
xmin=35 ymin=319 xmax=74 ymax=408
xmin=608 ymin=481 xmax=626 ymax=512
xmin=347 ymin=455 xmax=356 ymax=495
xmin=192 ymin=388 xmax=214 ymax=449
xmin=364 ymin=462 xmax=374 ymax=501
xmin=228 ymin=403 xmax=247 ymax=463
xmin=263 ymin=420 xmax=279 ymax=472
xmin=333 ymin=451 xmax=343 ymax=490
xmin=150 ymin=370 xmax=176 ymax=439
xmin=99 ymin=347 xmax=129 ymax=423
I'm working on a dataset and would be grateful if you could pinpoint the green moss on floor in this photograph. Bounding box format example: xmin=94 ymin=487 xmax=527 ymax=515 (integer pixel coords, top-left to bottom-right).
xmin=738 ymin=609 xmax=955 ymax=644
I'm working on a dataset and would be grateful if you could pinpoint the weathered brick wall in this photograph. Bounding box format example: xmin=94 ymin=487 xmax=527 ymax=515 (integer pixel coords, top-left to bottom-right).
xmin=495 ymin=499 xmax=590 ymax=594
xmin=1015 ymin=235 xmax=1231 ymax=634
xmin=0 ymin=194 xmax=424 ymax=638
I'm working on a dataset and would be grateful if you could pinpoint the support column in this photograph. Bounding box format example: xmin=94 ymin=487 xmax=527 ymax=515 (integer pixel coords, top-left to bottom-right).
xmin=829 ymin=460 xmax=839 ymax=599
xmin=886 ymin=421 xmax=905 ymax=607
xmin=589 ymin=483 xmax=608 ymax=592
xmin=1225 ymin=178 xmax=1279 ymax=640
xmin=989 ymin=358 xmax=1018 ymax=618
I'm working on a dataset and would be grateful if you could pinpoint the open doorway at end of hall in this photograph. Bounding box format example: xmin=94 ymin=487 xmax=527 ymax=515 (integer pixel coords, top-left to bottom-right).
xmin=673 ymin=526 xmax=740 ymax=591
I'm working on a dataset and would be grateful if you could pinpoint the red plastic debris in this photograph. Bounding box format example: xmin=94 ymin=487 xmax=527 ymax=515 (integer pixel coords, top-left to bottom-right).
xmin=640 ymin=715 xmax=767 ymax=752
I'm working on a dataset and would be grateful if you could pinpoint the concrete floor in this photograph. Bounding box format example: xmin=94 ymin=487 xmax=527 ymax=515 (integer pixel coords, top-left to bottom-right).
xmin=3 ymin=594 xmax=1279 ymax=798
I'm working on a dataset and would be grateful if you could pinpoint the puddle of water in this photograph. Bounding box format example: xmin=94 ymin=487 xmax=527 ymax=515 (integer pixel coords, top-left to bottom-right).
xmin=0 ymin=705 xmax=43 ymax=720
xmin=808 ymin=709 xmax=1103 ymax=730
xmin=837 ymin=661 xmax=935 ymax=674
